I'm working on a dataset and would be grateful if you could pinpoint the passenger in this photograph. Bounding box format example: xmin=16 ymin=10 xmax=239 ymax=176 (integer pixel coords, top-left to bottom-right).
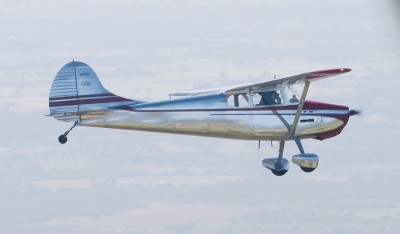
xmin=290 ymin=95 xmax=299 ymax=103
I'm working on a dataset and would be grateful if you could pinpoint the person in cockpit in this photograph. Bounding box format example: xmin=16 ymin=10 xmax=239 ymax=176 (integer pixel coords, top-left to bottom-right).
xmin=259 ymin=91 xmax=281 ymax=105
xmin=290 ymin=95 xmax=299 ymax=103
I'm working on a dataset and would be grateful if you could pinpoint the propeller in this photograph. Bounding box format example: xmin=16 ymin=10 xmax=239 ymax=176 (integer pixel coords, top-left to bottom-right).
xmin=349 ymin=109 xmax=362 ymax=116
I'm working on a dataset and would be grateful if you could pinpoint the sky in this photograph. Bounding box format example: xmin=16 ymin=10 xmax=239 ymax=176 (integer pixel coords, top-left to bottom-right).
xmin=0 ymin=0 xmax=400 ymax=233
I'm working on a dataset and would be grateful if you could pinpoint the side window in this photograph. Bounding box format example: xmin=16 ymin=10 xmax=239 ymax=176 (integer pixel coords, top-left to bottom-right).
xmin=254 ymin=91 xmax=282 ymax=106
xmin=227 ymin=93 xmax=249 ymax=107
xmin=252 ymin=93 xmax=263 ymax=106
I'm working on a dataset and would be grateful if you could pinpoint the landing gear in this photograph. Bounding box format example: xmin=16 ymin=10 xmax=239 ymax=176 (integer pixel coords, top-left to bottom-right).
xmin=271 ymin=169 xmax=288 ymax=176
xmin=58 ymin=135 xmax=68 ymax=144
xmin=262 ymin=158 xmax=289 ymax=176
xmin=261 ymin=79 xmax=320 ymax=176
xmin=262 ymin=141 xmax=289 ymax=176
xmin=300 ymin=166 xmax=316 ymax=173
xmin=271 ymin=164 xmax=288 ymax=176
xmin=58 ymin=120 xmax=79 ymax=144
xmin=262 ymin=138 xmax=319 ymax=176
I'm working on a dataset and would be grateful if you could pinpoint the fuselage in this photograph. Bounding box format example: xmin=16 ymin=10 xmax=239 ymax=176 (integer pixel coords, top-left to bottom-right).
xmin=50 ymin=61 xmax=355 ymax=176
xmin=79 ymin=93 xmax=350 ymax=141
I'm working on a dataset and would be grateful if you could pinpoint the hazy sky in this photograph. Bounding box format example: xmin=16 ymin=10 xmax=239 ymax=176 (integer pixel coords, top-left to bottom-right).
xmin=1 ymin=0 xmax=400 ymax=233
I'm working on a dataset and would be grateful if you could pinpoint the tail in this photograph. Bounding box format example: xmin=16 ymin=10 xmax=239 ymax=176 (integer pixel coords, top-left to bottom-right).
xmin=49 ymin=61 xmax=142 ymax=121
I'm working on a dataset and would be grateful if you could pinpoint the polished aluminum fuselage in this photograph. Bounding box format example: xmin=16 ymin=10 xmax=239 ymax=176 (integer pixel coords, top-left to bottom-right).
xmin=79 ymin=93 xmax=350 ymax=141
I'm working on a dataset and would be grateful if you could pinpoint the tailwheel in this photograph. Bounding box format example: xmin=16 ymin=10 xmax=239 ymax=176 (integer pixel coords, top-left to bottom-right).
xmin=58 ymin=135 xmax=67 ymax=144
xmin=58 ymin=120 xmax=79 ymax=144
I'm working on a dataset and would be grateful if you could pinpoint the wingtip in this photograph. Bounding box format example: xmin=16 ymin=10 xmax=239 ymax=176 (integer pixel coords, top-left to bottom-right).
xmin=341 ymin=68 xmax=351 ymax=73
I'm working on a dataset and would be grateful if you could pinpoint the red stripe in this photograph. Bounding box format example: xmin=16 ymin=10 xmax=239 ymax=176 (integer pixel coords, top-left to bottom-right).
xmin=49 ymin=97 xmax=132 ymax=107
xmin=303 ymin=101 xmax=348 ymax=111
xmin=307 ymin=68 xmax=351 ymax=80
xmin=49 ymin=93 xmax=115 ymax=101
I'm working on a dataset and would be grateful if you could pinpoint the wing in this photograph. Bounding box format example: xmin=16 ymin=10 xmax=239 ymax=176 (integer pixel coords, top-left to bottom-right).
xmin=169 ymin=68 xmax=351 ymax=97
xmin=224 ymin=68 xmax=351 ymax=94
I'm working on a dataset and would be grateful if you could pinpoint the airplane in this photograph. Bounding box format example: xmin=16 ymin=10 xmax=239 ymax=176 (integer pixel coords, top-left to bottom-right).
xmin=48 ymin=61 xmax=358 ymax=176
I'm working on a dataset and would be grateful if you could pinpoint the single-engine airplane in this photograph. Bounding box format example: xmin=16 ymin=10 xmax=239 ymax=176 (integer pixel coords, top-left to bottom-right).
xmin=49 ymin=61 xmax=358 ymax=176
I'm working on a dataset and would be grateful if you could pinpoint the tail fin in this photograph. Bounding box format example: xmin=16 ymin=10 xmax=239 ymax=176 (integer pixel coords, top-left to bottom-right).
xmin=49 ymin=61 xmax=141 ymax=121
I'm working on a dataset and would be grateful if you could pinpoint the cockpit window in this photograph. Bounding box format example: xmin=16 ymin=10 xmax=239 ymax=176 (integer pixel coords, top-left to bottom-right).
xmin=254 ymin=91 xmax=282 ymax=106
xmin=260 ymin=91 xmax=281 ymax=105
xmin=227 ymin=89 xmax=296 ymax=108
xmin=227 ymin=93 xmax=249 ymax=107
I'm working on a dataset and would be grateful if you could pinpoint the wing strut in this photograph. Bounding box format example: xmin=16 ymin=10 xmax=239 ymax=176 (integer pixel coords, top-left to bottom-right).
xmin=290 ymin=81 xmax=310 ymax=135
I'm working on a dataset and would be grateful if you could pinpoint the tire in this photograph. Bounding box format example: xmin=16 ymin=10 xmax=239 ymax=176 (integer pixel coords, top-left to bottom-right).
xmin=271 ymin=169 xmax=288 ymax=176
xmin=300 ymin=166 xmax=316 ymax=173
xmin=58 ymin=135 xmax=67 ymax=144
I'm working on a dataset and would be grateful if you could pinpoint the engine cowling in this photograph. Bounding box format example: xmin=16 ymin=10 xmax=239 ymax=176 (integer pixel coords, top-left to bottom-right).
xmin=292 ymin=154 xmax=319 ymax=172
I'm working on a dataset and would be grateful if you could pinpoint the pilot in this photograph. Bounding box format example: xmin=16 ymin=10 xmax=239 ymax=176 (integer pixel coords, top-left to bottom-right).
xmin=259 ymin=91 xmax=281 ymax=105
xmin=258 ymin=92 xmax=269 ymax=105
xmin=290 ymin=95 xmax=299 ymax=103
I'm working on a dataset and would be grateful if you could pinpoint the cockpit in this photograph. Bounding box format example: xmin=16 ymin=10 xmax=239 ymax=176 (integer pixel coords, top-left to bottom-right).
xmin=255 ymin=91 xmax=282 ymax=106
xmin=226 ymin=85 xmax=301 ymax=108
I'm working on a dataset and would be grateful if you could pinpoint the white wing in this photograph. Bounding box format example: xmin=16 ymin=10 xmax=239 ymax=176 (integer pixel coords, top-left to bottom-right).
xmin=170 ymin=68 xmax=351 ymax=96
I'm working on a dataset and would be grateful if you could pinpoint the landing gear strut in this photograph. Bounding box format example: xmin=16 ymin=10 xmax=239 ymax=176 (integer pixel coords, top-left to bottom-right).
xmin=262 ymin=141 xmax=289 ymax=176
xmin=292 ymin=136 xmax=319 ymax=172
xmin=58 ymin=120 xmax=79 ymax=144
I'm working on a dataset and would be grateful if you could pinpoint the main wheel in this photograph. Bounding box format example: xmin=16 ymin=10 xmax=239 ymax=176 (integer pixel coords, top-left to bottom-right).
xmin=58 ymin=135 xmax=67 ymax=144
xmin=300 ymin=166 xmax=316 ymax=173
xmin=271 ymin=169 xmax=288 ymax=176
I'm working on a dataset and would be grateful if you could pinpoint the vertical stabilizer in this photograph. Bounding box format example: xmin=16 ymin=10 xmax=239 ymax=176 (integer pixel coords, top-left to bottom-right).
xmin=49 ymin=61 xmax=141 ymax=121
